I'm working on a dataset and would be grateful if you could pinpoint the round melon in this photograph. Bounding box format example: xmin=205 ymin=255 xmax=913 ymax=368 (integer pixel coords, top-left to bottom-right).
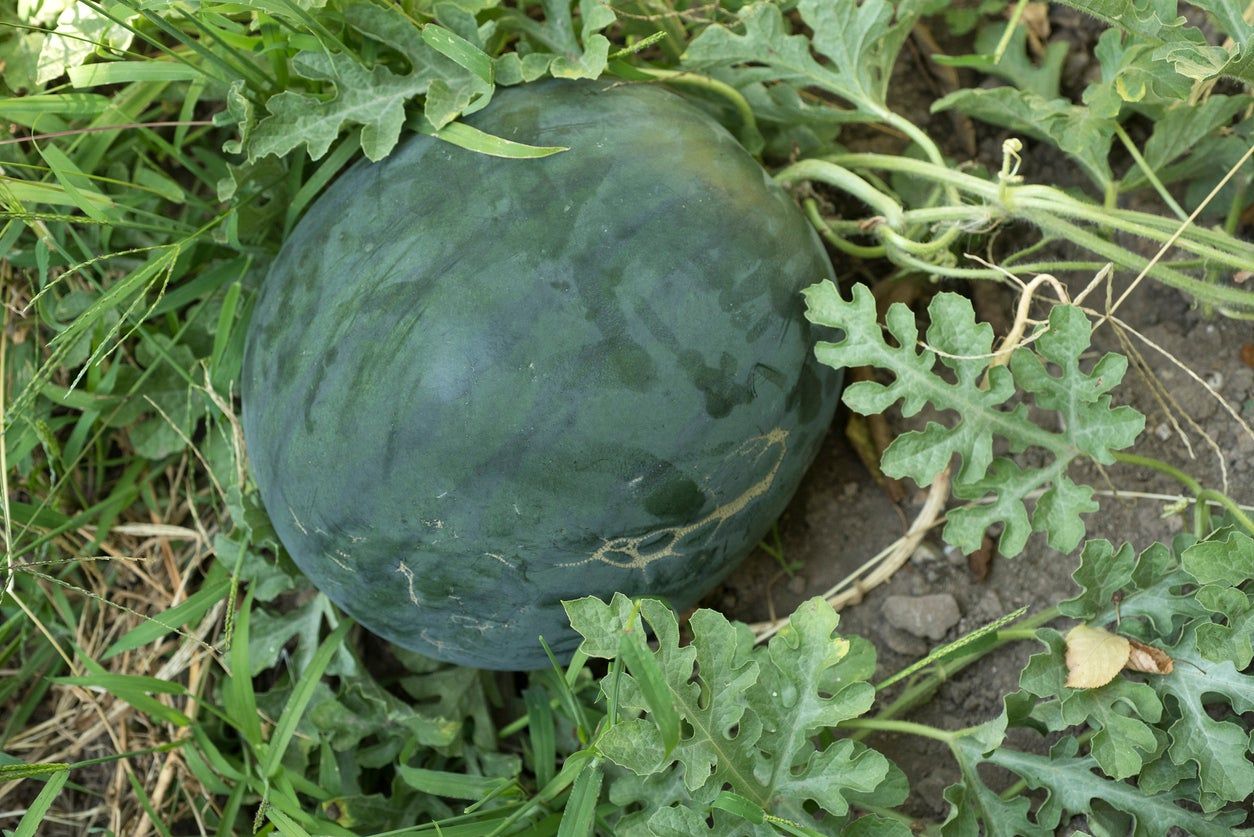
xmin=241 ymin=79 xmax=841 ymax=669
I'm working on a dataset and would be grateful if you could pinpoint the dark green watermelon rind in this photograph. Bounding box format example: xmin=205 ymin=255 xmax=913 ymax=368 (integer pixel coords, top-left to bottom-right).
xmin=241 ymin=79 xmax=841 ymax=669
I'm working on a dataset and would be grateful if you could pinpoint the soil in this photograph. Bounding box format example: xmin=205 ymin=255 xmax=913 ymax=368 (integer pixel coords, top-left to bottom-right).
xmin=710 ymin=7 xmax=1254 ymax=815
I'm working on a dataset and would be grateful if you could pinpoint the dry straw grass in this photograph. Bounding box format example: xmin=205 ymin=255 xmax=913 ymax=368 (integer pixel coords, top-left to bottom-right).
xmin=2 ymin=475 xmax=224 ymax=835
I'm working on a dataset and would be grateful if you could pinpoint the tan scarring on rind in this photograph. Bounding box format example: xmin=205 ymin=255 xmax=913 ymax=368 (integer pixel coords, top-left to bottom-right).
xmin=560 ymin=428 xmax=789 ymax=571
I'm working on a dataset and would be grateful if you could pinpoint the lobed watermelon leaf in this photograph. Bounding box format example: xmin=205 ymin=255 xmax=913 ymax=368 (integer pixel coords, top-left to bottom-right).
xmin=248 ymin=5 xmax=490 ymax=161
xmin=802 ymin=284 xmax=1144 ymax=557
xmin=1054 ymin=0 xmax=1254 ymax=86
xmin=1011 ymin=530 xmax=1254 ymax=811
xmin=932 ymin=86 xmax=1117 ymax=190
xmin=564 ymin=594 xmax=902 ymax=834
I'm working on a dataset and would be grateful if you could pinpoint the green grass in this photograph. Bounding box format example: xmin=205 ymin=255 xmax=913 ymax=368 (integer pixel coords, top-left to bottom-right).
xmin=2 ymin=0 xmax=1253 ymax=834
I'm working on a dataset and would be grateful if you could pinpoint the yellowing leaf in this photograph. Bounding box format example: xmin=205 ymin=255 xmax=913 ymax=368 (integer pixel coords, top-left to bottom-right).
xmin=1064 ymin=624 xmax=1129 ymax=689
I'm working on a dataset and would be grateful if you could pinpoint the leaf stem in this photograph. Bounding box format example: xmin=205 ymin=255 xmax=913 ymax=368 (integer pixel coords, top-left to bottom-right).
xmin=802 ymin=199 xmax=887 ymax=259
xmin=776 ymin=160 xmax=905 ymax=227
xmin=838 ymin=718 xmax=958 ymax=744
xmin=824 ymin=152 xmax=1254 ymax=277
xmin=1114 ymin=124 xmax=1187 ymax=221
xmin=1113 ymin=452 xmax=1254 ymax=535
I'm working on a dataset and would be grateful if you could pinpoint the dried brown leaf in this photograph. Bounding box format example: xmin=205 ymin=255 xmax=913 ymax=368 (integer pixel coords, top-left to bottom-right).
xmin=1125 ymin=639 xmax=1173 ymax=675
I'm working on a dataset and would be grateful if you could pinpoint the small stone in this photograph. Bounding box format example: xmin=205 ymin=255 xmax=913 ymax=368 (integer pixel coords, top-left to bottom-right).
xmin=968 ymin=590 xmax=1004 ymax=625
xmin=912 ymin=541 xmax=942 ymax=563
xmin=882 ymin=594 xmax=962 ymax=640
xmin=1229 ymin=368 xmax=1253 ymax=398
xmin=1235 ymin=433 xmax=1254 ymax=457
xmin=882 ymin=625 xmax=929 ymax=657
xmin=787 ymin=574 xmax=808 ymax=595
xmin=1154 ymin=422 xmax=1172 ymax=442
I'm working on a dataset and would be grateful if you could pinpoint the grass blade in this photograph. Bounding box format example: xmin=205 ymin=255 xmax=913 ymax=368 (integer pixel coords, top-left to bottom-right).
xmin=395 ymin=766 xmax=516 ymax=800
xmin=261 ymin=616 xmax=351 ymax=778
xmin=101 ymin=570 xmax=231 ymax=660
xmin=67 ymin=62 xmax=207 ymax=86
xmin=524 ymin=686 xmax=556 ymax=787
xmin=555 ymin=760 xmax=602 ymax=837
xmin=224 ymin=587 xmax=263 ymax=748
xmin=421 ymin=25 xmax=494 ymax=84
xmin=422 ymin=120 xmax=567 ymax=159
xmin=617 ymin=626 xmax=679 ymax=757
xmin=14 ymin=769 xmax=69 ymax=837
xmin=0 ymin=762 xmax=71 ymax=781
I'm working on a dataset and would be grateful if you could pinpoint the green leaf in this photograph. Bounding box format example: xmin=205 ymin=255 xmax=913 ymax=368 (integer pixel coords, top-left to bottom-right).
xmin=944 ymin=697 xmax=1247 ymax=835
xmin=250 ymin=595 xmax=330 ymax=676
xmin=1183 ymin=531 xmax=1254 ymax=668
xmin=398 ymin=661 xmax=498 ymax=753
xmin=261 ymin=616 xmax=352 ymax=779
xmin=567 ymin=595 xmax=894 ymax=831
xmin=1061 ymin=540 xmax=1137 ymax=619
xmin=987 ymin=738 xmax=1243 ymax=835
xmin=797 ymin=0 xmax=916 ymax=107
xmin=1042 ymin=530 xmax=1254 ymax=807
xmin=1137 ymin=95 xmax=1250 ymax=176
xmin=1018 ymin=629 xmax=1161 ymax=780
xmin=309 ymin=678 xmax=461 ymax=755
xmin=36 ymin=2 xmax=134 ymax=86
xmin=1060 ymin=539 xmax=1200 ymax=632
xmin=14 ymin=769 xmax=69 ymax=837
xmin=932 ymin=87 xmax=1115 ymax=189
xmin=802 ymin=284 xmax=1143 ymax=556
xmin=1053 ymin=0 xmax=1254 ymax=86
xmin=683 ymin=0 xmax=924 ymax=119
xmin=1191 ymin=0 xmax=1254 ymax=44
xmin=493 ymin=0 xmax=616 ymax=82
xmin=1084 ymin=28 xmax=1190 ymax=116
xmin=942 ymin=714 xmax=1046 ymax=837
xmin=247 ymin=5 xmax=490 ymax=161
xmin=933 ymin=22 xmax=1068 ymax=99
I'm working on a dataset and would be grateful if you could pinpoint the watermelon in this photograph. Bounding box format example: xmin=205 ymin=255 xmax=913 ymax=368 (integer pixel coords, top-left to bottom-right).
xmin=241 ymin=79 xmax=841 ymax=669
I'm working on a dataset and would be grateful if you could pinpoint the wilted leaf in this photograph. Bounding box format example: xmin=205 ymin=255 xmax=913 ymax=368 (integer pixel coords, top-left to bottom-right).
xmin=1125 ymin=639 xmax=1173 ymax=675
xmin=1065 ymin=624 xmax=1130 ymax=689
